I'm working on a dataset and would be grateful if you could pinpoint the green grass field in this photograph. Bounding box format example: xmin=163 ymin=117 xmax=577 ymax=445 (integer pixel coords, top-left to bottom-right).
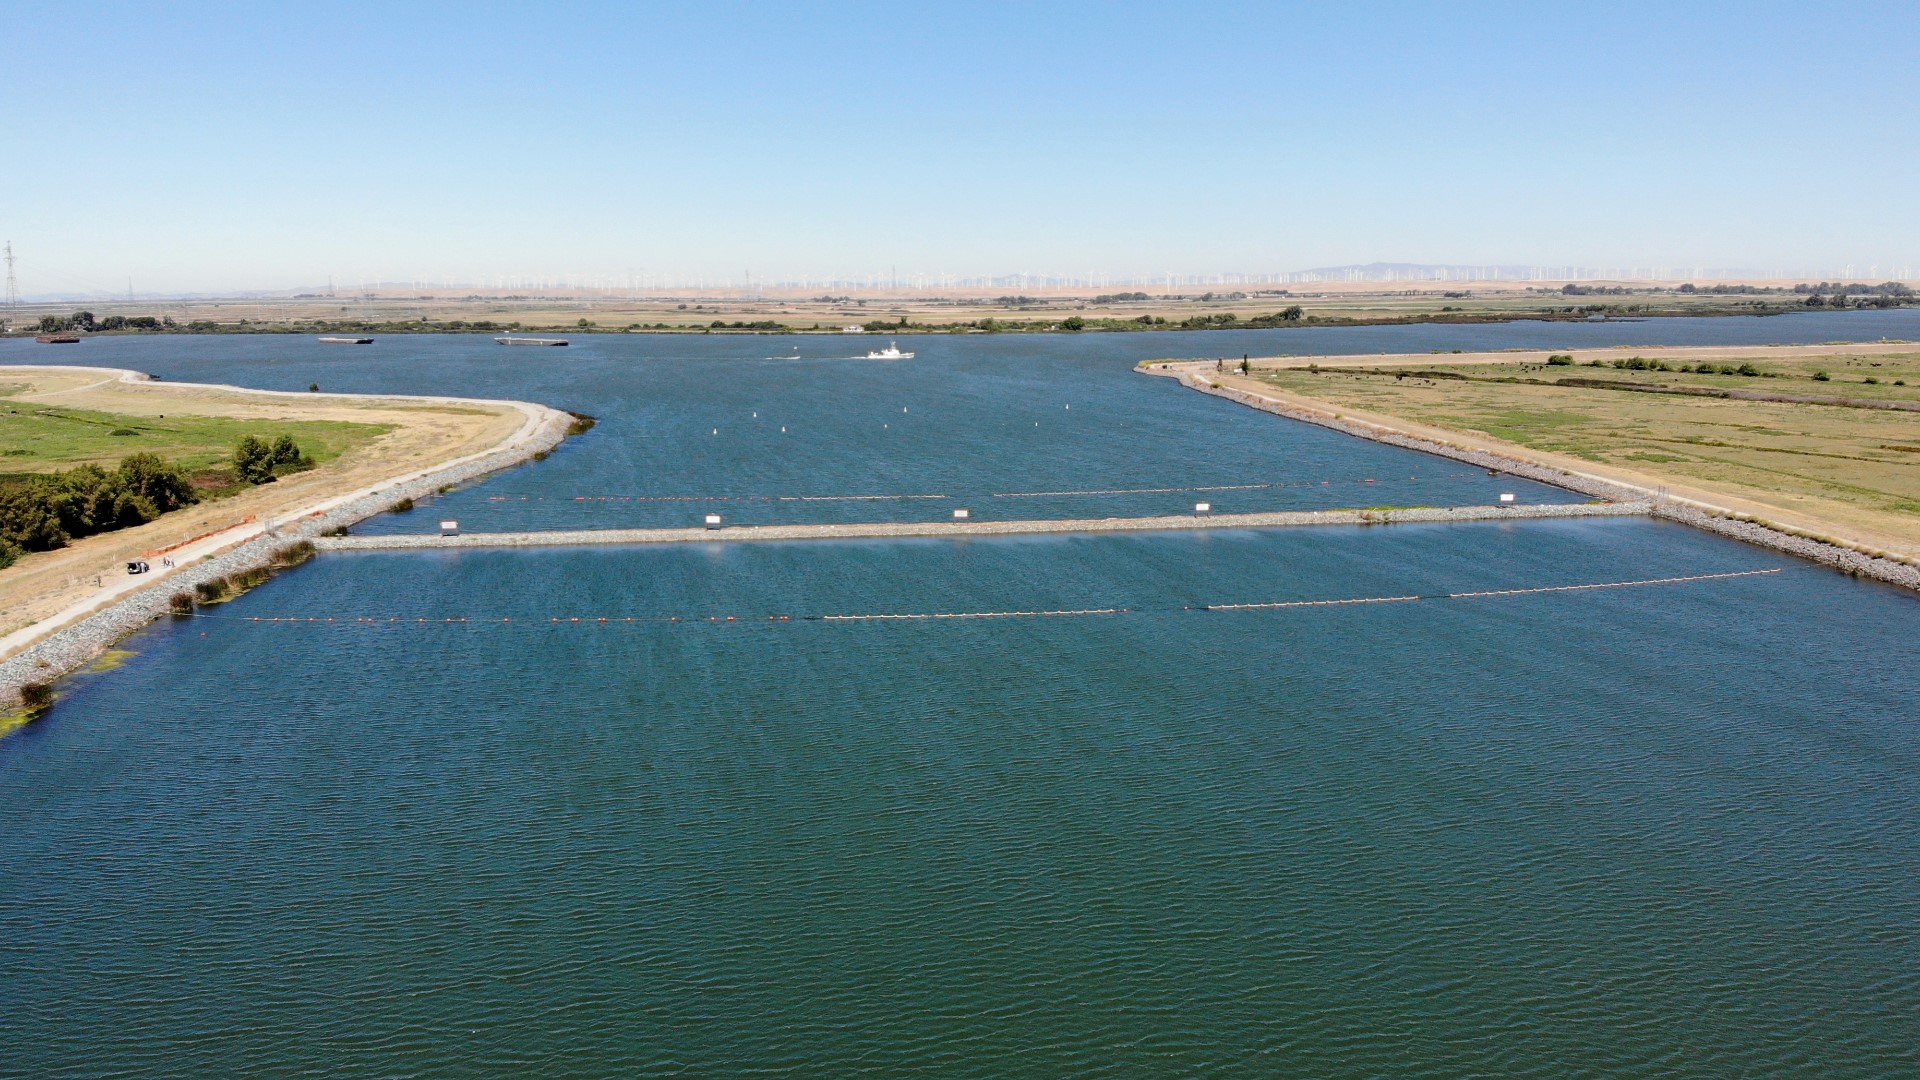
xmin=0 ymin=401 xmax=391 ymax=477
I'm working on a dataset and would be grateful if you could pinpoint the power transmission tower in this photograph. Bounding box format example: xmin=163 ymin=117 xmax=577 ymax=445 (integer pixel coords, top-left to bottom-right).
xmin=3 ymin=241 xmax=16 ymax=308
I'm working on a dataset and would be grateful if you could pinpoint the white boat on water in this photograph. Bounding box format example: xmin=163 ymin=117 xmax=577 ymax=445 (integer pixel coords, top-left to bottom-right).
xmin=864 ymin=340 xmax=914 ymax=360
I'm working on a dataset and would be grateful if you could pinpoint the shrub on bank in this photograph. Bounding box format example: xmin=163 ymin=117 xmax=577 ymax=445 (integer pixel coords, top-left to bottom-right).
xmin=270 ymin=540 xmax=317 ymax=567
xmin=224 ymin=566 xmax=270 ymax=592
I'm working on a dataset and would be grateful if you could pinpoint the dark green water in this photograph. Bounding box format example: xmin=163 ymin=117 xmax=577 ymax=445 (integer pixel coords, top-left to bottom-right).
xmin=4 ymin=317 xmax=1918 ymax=1075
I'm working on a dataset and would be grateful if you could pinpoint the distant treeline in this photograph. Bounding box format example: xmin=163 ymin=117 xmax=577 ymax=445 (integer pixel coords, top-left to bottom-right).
xmin=37 ymin=312 xmax=171 ymax=332
xmin=8 ymin=284 xmax=1917 ymax=341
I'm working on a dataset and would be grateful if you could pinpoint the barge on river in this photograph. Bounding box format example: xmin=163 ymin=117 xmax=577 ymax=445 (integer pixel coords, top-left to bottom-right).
xmin=495 ymin=335 xmax=569 ymax=346
xmin=318 ymin=336 xmax=374 ymax=344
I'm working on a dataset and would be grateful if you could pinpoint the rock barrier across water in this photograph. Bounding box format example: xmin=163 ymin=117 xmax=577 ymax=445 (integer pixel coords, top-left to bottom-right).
xmin=313 ymin=502 xmax=1652 ymax=552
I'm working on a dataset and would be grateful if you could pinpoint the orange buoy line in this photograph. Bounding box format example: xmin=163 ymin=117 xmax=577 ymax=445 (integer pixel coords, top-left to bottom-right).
xmin=1201 ymin=595 xmax=1421 ymax=611
xmin=196 ymin=567 xmax=1784 ymax=627
xmin=1446 ymin=568 xmax=1782 ymax=598
xmin=778 ymin=494 xmax=950 ymax=502
xmin=817 ymin=608 xmax=1124 ymax=621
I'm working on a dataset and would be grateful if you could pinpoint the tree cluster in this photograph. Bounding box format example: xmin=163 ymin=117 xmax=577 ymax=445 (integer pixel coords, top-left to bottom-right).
xmin=0 ymin=454 xmax=198 ymax=568
xmin=233 ymin=435 xmax=311 ymax=485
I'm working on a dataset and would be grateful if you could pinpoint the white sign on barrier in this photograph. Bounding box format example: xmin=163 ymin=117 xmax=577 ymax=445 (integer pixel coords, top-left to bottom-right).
xmin=1499 ymin=493 xmax=1516 ymax=503
xmin=1195 ymin=502 xmax=1212 ymax=514
xmin=953 ymin=508 xmax=970 ymax=520
xmin=439 ymin=520 xmax=459 ymax=535
xmin=705 ymin=514 xmax=723 ymax=528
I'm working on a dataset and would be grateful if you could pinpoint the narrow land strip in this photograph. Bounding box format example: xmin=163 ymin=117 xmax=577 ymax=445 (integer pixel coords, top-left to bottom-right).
xmin=1237 ymin=341 xmax=1920 ymax=370
xmin=314 ymin=503 xmax=1650 ymax=551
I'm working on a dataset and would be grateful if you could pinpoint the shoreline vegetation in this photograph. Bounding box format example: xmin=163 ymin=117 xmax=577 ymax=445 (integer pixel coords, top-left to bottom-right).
xmin=1142 ymin=344 xmax=1920 ymax=591
xmin=0 ymin=366 xmax=575 ymax=712
xmin=2 ymin=281 xmax=1914 ymax=338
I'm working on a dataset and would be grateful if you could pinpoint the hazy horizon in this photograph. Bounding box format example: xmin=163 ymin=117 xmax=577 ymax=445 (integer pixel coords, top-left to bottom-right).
xmin=7 ymin=1 xmax=1917 ymax=295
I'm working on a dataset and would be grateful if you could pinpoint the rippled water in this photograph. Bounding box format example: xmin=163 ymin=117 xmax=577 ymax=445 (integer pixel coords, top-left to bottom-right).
xmin=4 ymin=315 xmax=1919 ymax=1075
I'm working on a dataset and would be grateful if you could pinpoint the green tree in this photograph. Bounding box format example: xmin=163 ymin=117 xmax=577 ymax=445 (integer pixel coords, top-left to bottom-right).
xmin=117 ymin=453 xmax=196 ymax=513
xmin=234 ymin=435 xmax=276 ymax=484
xmin=270 ymin=435 xmax=302 ymax=467
xmin=1061 ymin=316 xmax=1085 ymax=331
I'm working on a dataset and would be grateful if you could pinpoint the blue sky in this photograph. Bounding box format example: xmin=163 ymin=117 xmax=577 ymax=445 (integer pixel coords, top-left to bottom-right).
xmin=5 ymin=0 xmax=1917 ymax=293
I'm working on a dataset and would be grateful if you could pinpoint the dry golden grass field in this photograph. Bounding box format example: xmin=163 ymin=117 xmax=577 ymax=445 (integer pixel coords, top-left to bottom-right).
xmin=1198 ymin=345 xmax=1920 ymax=559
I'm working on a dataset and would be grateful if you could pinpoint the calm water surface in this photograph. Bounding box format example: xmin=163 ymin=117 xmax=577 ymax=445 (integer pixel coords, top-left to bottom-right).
xmin=3 ymin=314 xmax=1918 ymax=1075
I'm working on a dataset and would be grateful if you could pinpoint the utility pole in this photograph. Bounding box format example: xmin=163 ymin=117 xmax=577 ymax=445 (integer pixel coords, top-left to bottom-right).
xmin=4 ymin=241 xmax=16 ymax=308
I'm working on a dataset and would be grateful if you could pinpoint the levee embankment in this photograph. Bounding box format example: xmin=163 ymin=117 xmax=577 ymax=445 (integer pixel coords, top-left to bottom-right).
xmin=316 ymin=502 xmax=1651 ymax=552
xmin=1146 ymin=362 xmax=1920 ymax=592
xmin=0 ymin=375 xmax=575 ymax=707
